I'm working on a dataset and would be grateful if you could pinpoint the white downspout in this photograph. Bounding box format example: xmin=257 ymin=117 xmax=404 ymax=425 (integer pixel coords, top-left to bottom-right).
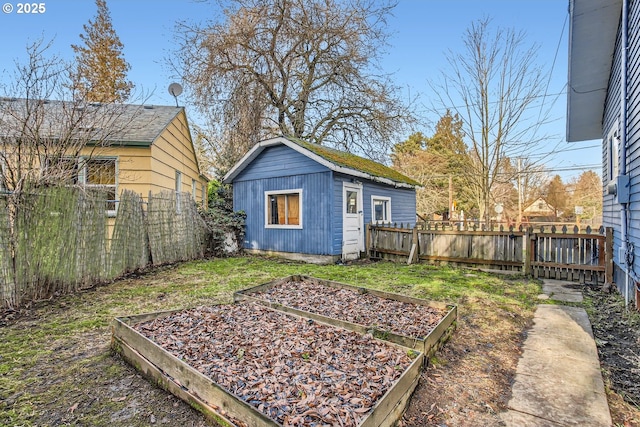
xmin=620 ymin=0 xmax=630 ymax=306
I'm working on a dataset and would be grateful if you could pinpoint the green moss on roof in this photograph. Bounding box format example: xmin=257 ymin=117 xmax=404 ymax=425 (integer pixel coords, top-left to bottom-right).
xmin=285 ymin=136 xmax=420 ymax=187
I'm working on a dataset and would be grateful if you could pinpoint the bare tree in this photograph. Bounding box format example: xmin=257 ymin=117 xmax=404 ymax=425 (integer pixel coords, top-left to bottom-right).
xmin=0 ymin=39 xmax=144 ymax=193
xmin=173 ymin=0 xmax=413 ymax=169
xmin=430 ymin=18 xmax=549 ymax=221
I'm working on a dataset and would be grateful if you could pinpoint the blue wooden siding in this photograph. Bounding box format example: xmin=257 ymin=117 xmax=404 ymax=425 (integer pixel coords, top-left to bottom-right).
xmin=628 ymin=0 xmax=640 ymax=280
xmin=233 ymin=145 xmax=327 ymax=182
xmin=603 ymin=13 xmax=623 ymax=266
xmin=233 ymin=172 xmax=335 ymax=255
xmin=362 ymin=181 xmax=416 ymax=226
xmin=603 ymin=0 xmax=640 ymax=282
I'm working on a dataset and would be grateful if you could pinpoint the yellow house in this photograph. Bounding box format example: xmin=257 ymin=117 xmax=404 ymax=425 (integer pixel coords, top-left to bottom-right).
xmin=0 ymin=100 xmax=208 ymax=213
xmin=77 ymin=104 xmax=209 ymax=210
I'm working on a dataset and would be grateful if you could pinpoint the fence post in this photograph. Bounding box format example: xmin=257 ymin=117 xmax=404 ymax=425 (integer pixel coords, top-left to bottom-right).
xmin=605 ymin=227 xmax=613 ymax=284
xmin=407 ymin=225 xmax=419 ymax=265
xmin=524 ymin=228 xmax=532 ymax=276
xmin=366 ymin=222 xmax=372 ymax=258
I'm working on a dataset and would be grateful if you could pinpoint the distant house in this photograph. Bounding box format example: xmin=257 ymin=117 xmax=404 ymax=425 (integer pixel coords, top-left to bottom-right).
xmin=223 ymin=136 xmax=420 ymax=263
xmin=522 ymin=197 xmax=558 ymax=222
xmin=0 ymin=100 xmax=208 ymax=217
xmin=567 ymin=0 xmax=639 ymax=307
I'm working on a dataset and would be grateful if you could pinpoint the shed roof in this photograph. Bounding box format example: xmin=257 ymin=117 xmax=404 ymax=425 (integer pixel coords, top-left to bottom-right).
xmin=223 ymin=135 xmax=420 ymax=188
xmin=566 ymin=0 xmax=622 ymax=142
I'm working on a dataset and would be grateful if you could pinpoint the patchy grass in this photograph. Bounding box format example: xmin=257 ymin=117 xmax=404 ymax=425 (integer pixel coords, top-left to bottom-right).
xmin=0 ymin=255 xmax=542 ymax=427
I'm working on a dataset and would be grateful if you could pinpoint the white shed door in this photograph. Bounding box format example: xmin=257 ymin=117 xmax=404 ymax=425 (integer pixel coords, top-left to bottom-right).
xmin=342 ymin=182 xmax=363 ymax=260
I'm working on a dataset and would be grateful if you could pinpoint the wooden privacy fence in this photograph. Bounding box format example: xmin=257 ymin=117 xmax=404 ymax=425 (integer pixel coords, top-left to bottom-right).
xmin=368 ymin=222 xmax=613 ymax=284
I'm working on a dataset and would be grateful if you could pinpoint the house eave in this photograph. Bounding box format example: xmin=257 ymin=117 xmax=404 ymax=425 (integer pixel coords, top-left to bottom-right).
xmin=566 ymin=0 xmax=622 ymax=142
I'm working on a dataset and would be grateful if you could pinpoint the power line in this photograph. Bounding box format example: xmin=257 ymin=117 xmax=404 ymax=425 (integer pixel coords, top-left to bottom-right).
xmin=415 ymin=164 xmax=601 ymax=179
xmin=537 ymin=11 xmax=568 ymax=125
xmin=427 ymin=90 xmax=567 ymax=114
xmin=527 ymin=143 xmax=601 ymax=158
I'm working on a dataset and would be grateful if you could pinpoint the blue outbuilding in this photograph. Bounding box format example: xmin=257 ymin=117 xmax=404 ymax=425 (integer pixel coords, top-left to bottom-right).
xmin=222 ymin=136 xmax=420 ymax=263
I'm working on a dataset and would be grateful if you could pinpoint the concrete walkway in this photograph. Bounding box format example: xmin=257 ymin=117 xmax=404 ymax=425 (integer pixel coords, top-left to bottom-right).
xmin=501 ymin=280 xmax=613 ymax=427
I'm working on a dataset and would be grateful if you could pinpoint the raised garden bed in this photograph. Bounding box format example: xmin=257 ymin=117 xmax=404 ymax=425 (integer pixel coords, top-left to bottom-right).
xmin=112 ymin=303 xmax=424 ymax=427
xmin=234 ymin=275 xmax=457 ymax=358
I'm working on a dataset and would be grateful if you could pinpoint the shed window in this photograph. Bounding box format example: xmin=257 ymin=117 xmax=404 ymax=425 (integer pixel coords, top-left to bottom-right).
xmin=372 ymin=196 xmax=391 ymax=223
xmin=265 ymin=190 xmax=302 ymax=228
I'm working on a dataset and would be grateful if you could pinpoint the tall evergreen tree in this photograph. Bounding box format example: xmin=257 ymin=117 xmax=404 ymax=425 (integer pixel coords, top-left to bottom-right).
xmin=71 ymin=0 xmax=133 ymax=103
xmin=544 ymin=175 xmax=568 ymax=219
xmin=392 ymin=111 xmax=472 ymax=217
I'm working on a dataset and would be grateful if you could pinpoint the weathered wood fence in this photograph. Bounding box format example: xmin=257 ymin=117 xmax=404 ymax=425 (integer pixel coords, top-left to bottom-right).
xmin=0 ymin=188 xmax=208 ymax=309
xmin=368 ymin=222 xmax=613 ymax=284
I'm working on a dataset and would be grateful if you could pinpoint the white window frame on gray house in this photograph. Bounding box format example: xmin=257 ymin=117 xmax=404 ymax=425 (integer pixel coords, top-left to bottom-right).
xmin=371 ymin=195 xmax=391 ymax=224
xmin=265 ymin=189 xmax=303 ymax=229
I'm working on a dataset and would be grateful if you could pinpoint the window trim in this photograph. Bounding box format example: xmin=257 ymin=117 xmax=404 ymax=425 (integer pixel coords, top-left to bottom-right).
xmin=80 ymin=156 xmax=118 ymax=217
xmin=371 ymin=195 xmax=392 ymax=224
xmin=264 ymin=189 xmax=303 ymax=229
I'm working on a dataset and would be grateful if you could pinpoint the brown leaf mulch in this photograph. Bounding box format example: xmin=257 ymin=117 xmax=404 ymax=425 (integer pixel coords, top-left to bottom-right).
xmin=247 ymin=278 xmax=449 ymax=339
xmin=134 ymin=303 xmax=416 ymax=427
xmin=584 ymin=285 xmax=640 ymax=427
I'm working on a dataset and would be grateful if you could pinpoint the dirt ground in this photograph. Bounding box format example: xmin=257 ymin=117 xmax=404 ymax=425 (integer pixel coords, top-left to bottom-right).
xmin=402 ymin=283 xmax=640 ymax=427
xmin=2 ymin=274 xmax=639 ymax=426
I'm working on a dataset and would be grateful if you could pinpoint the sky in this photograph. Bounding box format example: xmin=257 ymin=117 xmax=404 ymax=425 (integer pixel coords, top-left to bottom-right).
xmin=0 ymin=0 xmax=601 ymax=181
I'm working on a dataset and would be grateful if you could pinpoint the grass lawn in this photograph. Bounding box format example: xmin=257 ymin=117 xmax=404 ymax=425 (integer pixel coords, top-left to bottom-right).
xmin=0 ymin=255 xmax=542 ymax=426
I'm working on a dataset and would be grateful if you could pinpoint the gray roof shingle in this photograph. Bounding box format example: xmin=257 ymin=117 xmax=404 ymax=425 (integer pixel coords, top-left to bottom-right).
xmin=0 ymin=99 xmax=183 ymax=146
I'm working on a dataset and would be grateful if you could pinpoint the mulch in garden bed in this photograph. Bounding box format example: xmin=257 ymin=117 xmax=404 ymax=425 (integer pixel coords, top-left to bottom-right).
xmin=133 ymin=303 xmax=420 ymax=427
xmin=241 ymin=277 xmax=449 ymax=340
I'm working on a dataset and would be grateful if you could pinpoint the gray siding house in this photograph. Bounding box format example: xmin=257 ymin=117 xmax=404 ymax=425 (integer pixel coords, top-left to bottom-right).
xmin=567 ymin=0 xmax=639 ymax=307
xmin=223 ymin=136 xmax=420 ymax=263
